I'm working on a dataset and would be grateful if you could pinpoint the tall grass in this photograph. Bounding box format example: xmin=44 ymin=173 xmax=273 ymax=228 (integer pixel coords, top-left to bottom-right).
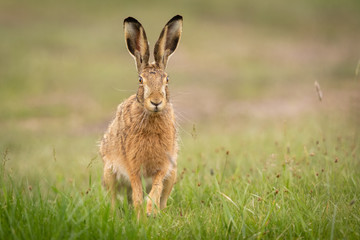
xmin=1 ymin=118 xmax=359 ymax=239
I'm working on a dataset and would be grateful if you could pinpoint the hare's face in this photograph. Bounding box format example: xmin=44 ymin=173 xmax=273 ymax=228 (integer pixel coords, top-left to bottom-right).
xmin=138 ymin=67 xmax=169 ymax=113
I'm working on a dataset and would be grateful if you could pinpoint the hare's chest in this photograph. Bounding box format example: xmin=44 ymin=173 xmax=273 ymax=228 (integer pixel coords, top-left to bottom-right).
xmin=128 ymin=131 xmax=173 ymax=175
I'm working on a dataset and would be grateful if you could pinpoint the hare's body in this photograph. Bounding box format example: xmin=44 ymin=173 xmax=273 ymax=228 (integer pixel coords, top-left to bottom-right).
xmin=100 ymin=93 xmax=178 ymax=210
xmin=100 ymin=16 xmax=183 ymax=216
xmin=101 ymin=93 xmax=177 ymax=178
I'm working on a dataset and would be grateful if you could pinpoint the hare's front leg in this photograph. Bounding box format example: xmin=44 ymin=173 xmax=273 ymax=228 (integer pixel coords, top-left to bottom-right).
xmin=146 ymin=170 xmax=168 ymax=216
xmin=160 ymin=168 xmax=176 ymax=210
xmin=129 ymin=175 xmax=143 ymax=217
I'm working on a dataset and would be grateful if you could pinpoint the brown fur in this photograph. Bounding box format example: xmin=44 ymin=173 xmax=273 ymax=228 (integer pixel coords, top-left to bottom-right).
xmin=100 ymin=15 xmax=183 ymax=217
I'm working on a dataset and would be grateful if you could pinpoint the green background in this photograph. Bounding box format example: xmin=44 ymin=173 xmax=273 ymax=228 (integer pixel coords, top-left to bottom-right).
xmin=1 ymin=0 xmax=359 ymax=239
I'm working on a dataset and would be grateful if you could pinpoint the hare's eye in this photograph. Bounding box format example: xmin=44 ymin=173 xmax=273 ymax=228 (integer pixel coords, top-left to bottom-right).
xmin=139 ymin=76 xmax=143 ymax=84
xmin=166 ymin=76 xmax=169 ymax=83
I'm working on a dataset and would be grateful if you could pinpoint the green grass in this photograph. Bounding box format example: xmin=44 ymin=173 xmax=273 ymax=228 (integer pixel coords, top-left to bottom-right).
xmin=1 ymin=117 xmax=359 ymax=239
xmin=1 ymin=0 xmax=360 ymax=239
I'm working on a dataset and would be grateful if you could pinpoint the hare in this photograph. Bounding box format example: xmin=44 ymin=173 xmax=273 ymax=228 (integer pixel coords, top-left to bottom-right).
xmin=100 ymin=15 xmax=183 ymax=216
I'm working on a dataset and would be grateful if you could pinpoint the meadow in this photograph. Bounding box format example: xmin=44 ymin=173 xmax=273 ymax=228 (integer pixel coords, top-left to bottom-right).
xmin=1 ymin=0 xmax=360 ymax=239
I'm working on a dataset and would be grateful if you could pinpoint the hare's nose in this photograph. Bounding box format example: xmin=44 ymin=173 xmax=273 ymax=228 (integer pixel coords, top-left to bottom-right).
xmin=151 ymin=101 xmax=162 ymax=107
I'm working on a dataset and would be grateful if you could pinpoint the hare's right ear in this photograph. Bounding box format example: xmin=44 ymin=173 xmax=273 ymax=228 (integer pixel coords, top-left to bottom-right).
xmin=124 ymin=17 xmax=150 ymax=73
xmin=154 ymin=15 xmax=183 ymax=69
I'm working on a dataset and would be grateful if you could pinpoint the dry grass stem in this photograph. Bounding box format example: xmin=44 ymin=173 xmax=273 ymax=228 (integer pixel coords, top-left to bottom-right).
xmin=314 ymin=81 xmax=323 ymax=101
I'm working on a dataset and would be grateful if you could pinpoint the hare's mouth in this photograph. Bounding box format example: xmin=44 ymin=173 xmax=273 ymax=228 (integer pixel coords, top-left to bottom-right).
xmin=145 ymin=100 xmax=165 ymax=113
xmin=147 ymin=105 xmax=164 ymax=113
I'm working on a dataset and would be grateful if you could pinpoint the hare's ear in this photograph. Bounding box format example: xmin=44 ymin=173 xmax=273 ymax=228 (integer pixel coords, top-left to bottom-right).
xmin=154 ymin=15 xmax=183 ymax=69
xmin=124 ymin=17 xmax=150 ymax=73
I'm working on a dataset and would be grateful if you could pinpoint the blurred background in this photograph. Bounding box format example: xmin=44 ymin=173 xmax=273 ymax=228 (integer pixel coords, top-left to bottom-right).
xmin=1 ymin=0 xmax=359 ymax=183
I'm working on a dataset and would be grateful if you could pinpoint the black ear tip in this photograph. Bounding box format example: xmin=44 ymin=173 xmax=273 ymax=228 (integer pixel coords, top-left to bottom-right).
xmin=171 ymin=15 xmax=183 ymax=22
xmin=124 ymin=17 xmax=140 ymax=25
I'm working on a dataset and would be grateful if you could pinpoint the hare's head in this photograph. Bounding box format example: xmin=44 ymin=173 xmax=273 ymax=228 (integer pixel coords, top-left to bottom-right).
xmin=124 ymin=15 xmax=183 ymax=113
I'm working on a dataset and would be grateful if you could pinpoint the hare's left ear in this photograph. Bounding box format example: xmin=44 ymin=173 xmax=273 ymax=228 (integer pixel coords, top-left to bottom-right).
xmin=154 ymin=15 xmax=183 ymax=69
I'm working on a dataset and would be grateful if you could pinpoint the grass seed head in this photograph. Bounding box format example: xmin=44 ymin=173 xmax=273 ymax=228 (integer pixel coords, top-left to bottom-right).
xmin=314 ymin=81 xmax=323 ymax=101
xmin=355 ymin=59 xmax=360 ymax=78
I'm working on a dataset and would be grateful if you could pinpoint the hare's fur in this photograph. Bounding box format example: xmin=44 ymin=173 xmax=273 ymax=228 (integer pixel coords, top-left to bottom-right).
xmin=100 ymin=15 xmax=183 ymax=216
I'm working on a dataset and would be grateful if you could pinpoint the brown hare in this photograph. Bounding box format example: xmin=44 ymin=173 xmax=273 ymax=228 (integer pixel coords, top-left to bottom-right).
xmin=100 ymin=15 xmax=183 ymax=216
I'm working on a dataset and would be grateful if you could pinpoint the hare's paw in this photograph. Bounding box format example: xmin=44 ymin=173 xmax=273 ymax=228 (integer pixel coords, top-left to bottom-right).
xmin=146 ymin=199 xmax=160 ymax=217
